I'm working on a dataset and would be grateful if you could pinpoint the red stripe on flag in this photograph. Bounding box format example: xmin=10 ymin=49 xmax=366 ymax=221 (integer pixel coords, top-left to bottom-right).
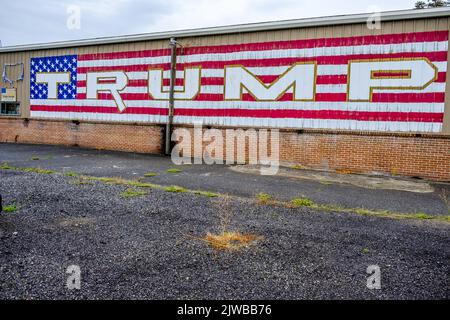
xmin=77 ymin=51 xmax=448 ymax=73
xmin=437 ymin=72 xmax=447 ymax=83
xmin=74 ymin=92 xmax=446 ymax=103
xmin=31 ymin=105 xmax=167 ymax=115
xmin=77 ymin=31 xmax=448 ymax=61
xmin=30 ymin=105 xmax=444 ymax=122
xmin=372 ymin=92 xmax=445 ymax=103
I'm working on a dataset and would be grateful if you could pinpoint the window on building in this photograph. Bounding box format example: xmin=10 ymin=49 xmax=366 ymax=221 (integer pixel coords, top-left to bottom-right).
xmin=0 ymin=102 xmax=20 ymax=116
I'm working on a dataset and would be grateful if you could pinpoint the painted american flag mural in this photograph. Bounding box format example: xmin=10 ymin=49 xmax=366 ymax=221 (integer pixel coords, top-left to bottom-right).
xmin=30 ymin=31 xmax=449 ymax=133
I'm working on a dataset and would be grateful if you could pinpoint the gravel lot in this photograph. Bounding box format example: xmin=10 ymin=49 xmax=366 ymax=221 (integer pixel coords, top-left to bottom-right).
xmin=0 ymin=144 xmax=449 ymax=299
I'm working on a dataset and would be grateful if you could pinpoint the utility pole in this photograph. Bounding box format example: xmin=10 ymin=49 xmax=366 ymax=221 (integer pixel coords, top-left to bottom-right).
xmin=165 ymin=37 xmax=177 ymax=155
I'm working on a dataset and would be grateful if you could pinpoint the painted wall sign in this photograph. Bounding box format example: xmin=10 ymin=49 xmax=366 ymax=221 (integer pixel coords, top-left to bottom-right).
xmin=29 ymin=31 xmax=448 ymax=133
xmin=1 ymin=88 xmax=17 ymax=102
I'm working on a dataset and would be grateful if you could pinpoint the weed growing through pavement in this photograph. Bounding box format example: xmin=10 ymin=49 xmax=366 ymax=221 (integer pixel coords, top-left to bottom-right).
xmin=24 ymin=168 xmax=55 ymax=174
xmin=256 ymin=193 xmax=273 ymax=205
xmin=120 ymin=188 xmax=147 ymax=198
xmin=0 ymin=163 xmax=54 ymax=174
xmin=143 ymin=172 xmax=158 ymax=177
xmin=193 ymin=190 xmax=219 ymax=198
xmin=2 ymin=204 xmax=18 ymax=213
xmin=65 ymin=172 xmax=78 ymax=177
xmin=1 ymin=163 xmax=449 ymax=223
xmin=205 ymin=232 xmax=261 ymax=251
xmin=411 ymin=213 xmax=434 ymax=220
xmin=201 ymin=196 xmax=262 ymax=251
xmin=290 ymin=198 xmax=315 ymax=208
xmin=167 ymin=168 xmax=182 ymax=173
xmin=165 ymin=186 xmax=188 ymax=193
xmin=71 ymin=178 xmax=94 ymax=186
xmin=217 ymin=195 xmax=232 ymax=233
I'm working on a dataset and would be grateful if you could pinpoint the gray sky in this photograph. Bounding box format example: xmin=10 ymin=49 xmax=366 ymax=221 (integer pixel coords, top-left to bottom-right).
xmin=1 ymin=0 xmax=418 ymax=47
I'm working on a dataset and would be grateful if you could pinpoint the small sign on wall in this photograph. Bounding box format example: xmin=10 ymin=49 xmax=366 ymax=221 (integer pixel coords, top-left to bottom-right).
xmin=1 ymin=88 xmax=17 ymax=102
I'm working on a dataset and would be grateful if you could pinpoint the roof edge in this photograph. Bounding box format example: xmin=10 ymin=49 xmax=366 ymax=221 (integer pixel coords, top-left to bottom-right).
xmin=2 ymin=7 xmax=450 ymax=53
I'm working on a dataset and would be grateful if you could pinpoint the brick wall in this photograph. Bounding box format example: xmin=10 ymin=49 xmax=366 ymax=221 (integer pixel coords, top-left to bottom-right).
xmin=0 ymin=118 xmax=449 ymax=181
xmin=278 ymin=130 xmax=450 ymax=181
xmin=172 ymin=126 xmax=450 ymax=182
xmin=0 ymin=118 xmax=163 ymax=154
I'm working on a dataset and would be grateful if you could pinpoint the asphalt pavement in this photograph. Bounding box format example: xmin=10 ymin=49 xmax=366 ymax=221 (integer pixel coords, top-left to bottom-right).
xmin=0 ymin=143 xmax=449 ymax=299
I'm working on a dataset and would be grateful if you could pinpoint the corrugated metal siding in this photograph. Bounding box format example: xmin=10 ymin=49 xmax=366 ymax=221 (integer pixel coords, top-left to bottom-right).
xmin=1 ymin=17 xmax=449 ymax=133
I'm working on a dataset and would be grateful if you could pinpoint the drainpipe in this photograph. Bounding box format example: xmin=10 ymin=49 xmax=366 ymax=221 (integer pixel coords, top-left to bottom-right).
xmin=165 ymin=37 xmax=178 ymax=156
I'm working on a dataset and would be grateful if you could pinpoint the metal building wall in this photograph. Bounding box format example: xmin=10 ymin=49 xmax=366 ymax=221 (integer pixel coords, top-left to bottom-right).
xmin=1 ymin=16 xmax=450 ymax=133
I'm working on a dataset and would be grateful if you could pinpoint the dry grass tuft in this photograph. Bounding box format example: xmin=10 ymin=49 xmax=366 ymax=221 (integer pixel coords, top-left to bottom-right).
xmin=199 ymin=196 xmax=262 ymax=251
xmin=215 ymin=195 xmax=232 ymax=232
xmin=204 ymin=231 xmax=261 ymax=251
